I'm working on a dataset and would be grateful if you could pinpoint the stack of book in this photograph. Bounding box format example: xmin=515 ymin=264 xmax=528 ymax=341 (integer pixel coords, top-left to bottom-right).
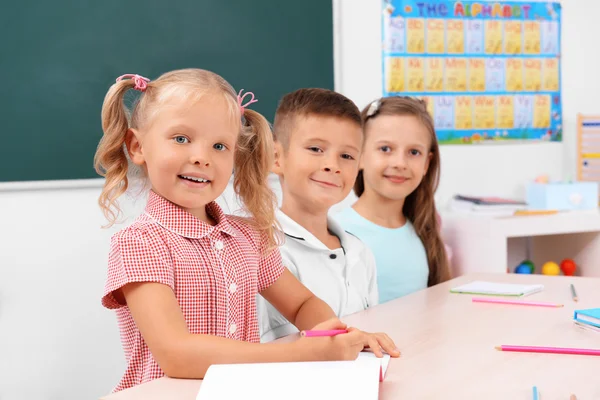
xmin=574 ymin=308 xmax=600 ymax=333
xmin=449 ymin=194 xmax=528 ymax=216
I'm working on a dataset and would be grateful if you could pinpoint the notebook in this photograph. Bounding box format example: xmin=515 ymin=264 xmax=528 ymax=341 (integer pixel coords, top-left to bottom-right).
xmin=573 ymin=308 xmax=600 ymax=328
xmin=196 ymin=352 xmax=390 ymax=400
xmin=454 ymin=194 xmax=527 ymax=206
xmin=574 ymin=320 xmax=600 ymax=333
xmin=450 ymin=281 xmax=544 ymax=297
xmin=450 ymin=195 xmax=527 ymax=215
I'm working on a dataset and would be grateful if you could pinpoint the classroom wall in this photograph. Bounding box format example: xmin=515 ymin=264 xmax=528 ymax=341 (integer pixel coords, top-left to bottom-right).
xmin=0 ymin=187 xmax=129 ymax=400
xmin=1 ymin=1 xmax=600 ymax=399
xmin=334 ymin=0 xmax=600 ymax=207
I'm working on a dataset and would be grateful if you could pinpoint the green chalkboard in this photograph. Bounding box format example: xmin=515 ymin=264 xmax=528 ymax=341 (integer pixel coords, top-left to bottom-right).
xmin=1 ymin=1 xmax=333 ymax=183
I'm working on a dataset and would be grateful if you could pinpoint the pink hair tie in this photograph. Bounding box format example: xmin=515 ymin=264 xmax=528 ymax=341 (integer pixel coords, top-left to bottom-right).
xmin=116 ymin=74 xmax=150 ymax=92
xmin=237 ymin=89 xmax=258 ymax=114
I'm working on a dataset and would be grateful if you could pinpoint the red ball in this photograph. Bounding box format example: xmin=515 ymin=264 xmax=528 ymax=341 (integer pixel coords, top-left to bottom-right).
xmin=560 ymin=259 xmax=577 ymax=276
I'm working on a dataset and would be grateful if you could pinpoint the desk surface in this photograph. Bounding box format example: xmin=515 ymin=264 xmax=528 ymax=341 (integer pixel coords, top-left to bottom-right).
xmin=101 ymin=273 xmax=600 ymax=400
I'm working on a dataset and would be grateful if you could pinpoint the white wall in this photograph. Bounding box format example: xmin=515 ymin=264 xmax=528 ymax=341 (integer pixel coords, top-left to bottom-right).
xmin=334 ymin=0 xmax=600 ymax=207
xmin=2 ymin=1 xmax=600 ymax=399
xmin=0 ymin=185 xmax=123 ymax=400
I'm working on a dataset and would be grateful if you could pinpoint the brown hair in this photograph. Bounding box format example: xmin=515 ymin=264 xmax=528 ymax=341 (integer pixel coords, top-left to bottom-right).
xmin=94 ymin=68 xmax=279 ymax=249
xmin=356 ymin=96 xmax=451 ymax=286
xmin=273 ymin=88 xmax=361 ymax=148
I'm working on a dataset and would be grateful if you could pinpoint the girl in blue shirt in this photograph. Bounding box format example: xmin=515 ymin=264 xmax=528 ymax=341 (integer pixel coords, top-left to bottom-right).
xmin=334 ymin=96 xmax=451 ymax=303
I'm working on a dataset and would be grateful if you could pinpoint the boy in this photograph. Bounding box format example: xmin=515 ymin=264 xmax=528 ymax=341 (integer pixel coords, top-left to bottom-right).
xmin=258 ymin=88 xmax=379 ymax=342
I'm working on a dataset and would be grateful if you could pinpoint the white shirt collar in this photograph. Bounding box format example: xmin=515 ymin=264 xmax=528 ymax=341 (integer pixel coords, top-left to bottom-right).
xmin=275 ymin=208 xmax=347 ymax=250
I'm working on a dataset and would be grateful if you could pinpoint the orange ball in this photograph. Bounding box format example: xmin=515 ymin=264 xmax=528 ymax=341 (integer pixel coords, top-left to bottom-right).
xmin=560 ymin=259 xmax=577 ymax=276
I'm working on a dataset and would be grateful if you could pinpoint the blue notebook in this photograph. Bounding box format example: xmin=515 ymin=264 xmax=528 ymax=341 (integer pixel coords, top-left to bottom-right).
xmin=573 ymin=308 xmax=600 ymax=328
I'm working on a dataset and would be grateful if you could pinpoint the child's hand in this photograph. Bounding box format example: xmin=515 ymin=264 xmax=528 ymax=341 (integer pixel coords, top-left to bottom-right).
xmin=298 ymin=318 xmax=400 ymax=361
xmin=348 ymin=327 xmax=401 ymax=358
xmin=297 ymin=318 xmax=361 ymax=361
xmin=309 ymin=328 xmax=368 ymax=361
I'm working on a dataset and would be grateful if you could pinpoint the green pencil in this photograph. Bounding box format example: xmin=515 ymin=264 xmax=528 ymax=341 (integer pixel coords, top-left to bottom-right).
xmin=570 ymin=283 xmax=578 ymax=302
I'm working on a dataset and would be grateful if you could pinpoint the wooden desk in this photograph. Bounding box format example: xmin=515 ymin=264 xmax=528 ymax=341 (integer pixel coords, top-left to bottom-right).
xmin=101 ymin=273 xmax=600 ymax=400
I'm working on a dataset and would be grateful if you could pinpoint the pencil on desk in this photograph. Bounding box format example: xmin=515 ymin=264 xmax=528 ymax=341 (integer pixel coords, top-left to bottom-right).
xmin=532 ymin=386 xmax=539 ymax=400
xmin=570 ymin=283 xmax=578 ymax=302
xmin=472 ymin=297 xmax=563 ymax=308
xmin=495 ymin=345 xmax=600 ymax=356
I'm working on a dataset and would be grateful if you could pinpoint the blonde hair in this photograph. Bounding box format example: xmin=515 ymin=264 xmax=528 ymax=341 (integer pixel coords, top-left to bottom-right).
xmin=94 ymin=68 xmax=279 ymax=249
xmin=356 ymin=96 xmax=451 ymax=286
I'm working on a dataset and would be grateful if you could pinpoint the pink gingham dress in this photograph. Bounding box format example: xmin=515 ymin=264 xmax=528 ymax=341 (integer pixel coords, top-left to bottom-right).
xmin=102 ymin=191 xmax=284 ymax=392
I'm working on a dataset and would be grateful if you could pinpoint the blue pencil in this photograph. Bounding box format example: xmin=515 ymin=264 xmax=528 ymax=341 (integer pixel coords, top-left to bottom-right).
xmin=532 ymin=386 xmax=539 ymax=400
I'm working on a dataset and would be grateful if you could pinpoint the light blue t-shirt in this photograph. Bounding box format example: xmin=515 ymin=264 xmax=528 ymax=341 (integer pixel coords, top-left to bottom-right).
xmin=333 ymin=207 xmax=429 ymax=303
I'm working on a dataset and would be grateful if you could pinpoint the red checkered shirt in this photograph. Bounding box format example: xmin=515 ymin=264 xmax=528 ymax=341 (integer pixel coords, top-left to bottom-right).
xmin=102 ymin=191 xmax=284 ymax=392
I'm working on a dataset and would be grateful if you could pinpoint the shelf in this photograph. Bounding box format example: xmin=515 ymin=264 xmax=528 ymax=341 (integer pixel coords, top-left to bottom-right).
xmin=442 ymin=210 xmax=600 ymax=238
xmin=441 ymin=210 xmax=600 ymax=277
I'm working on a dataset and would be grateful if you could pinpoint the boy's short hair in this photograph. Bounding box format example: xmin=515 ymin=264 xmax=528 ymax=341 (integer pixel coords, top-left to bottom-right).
xmin=273 ymin=88 xmax=361 ymax=149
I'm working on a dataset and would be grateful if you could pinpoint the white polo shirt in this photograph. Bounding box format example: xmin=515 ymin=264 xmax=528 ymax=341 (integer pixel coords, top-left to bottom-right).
xmin=257 ymin=209 xmax=379 ymax=342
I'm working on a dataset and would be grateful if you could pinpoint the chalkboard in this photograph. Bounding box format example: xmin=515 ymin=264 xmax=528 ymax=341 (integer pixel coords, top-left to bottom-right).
xmin=1 ymin=1 xmax=333 ymax=183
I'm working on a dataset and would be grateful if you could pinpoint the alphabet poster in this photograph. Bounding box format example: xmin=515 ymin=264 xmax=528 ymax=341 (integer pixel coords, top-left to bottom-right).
xmin=382 ymin=0 xmax=562 ymax=144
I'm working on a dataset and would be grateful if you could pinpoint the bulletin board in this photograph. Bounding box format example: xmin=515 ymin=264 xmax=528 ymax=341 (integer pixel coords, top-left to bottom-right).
xmin=577 ymin=114 xmax=600 ymax=195
xmin=382 ymin=0 xmax=562 ymax=145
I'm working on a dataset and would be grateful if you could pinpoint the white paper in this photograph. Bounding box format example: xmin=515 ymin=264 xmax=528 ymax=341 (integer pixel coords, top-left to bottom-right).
xmin=357 ymin=351 xmax=391 ymax=378
xmin=450 ymin=281 xmax=544 ymax=297
xmin=196 ymin=356 xmax=381 ymax=400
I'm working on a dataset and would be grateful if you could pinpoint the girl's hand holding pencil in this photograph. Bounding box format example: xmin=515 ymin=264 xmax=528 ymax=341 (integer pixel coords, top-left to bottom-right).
xmin=300 ymin=318 xmax=401 ymax=360
xmin=297 ymin=318 xmax=364 ymax=361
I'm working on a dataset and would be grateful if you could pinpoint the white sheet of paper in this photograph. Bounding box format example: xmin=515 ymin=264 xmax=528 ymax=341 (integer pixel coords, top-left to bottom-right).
xmin=450 ymin=281 xmax=544 ymax=297
xmin=357 ymin=351 xmax=391 ymax=379
xmin=196 ymin=356 xmax=381 ymax=400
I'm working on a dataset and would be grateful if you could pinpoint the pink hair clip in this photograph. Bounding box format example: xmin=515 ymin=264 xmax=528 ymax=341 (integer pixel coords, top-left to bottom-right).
xmin=116 ymin=74 xmax=150 ymax=92
xmin=237 ymin=89 xmax=258 ymax=114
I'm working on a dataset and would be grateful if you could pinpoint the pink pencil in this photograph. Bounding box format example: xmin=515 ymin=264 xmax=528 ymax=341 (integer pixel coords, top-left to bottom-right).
xmin=301 ymin=329 xmax=348 ymax=338
xmin=472 ymin=297 xmax=563 ymax=308
xmin=496 ymin=345 xmax=600 ymax=356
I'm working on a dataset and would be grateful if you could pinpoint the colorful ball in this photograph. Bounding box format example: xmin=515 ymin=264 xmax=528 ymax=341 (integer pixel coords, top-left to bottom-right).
xmin=542 ymin=261 xmax=560 ymax=276
xmin=515 ymin=264 xmax=533 ymax=274
xmin=521 ymin=260 xmax=535 ymax=273
xmin=560 ymin=259 xmax=577 ymax=276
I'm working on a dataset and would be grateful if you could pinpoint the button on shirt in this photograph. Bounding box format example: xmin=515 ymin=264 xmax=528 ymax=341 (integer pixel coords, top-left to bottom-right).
xmin=101 ymin=191 xmax=284 ymax=392
xmin=257 ymin=209 xmax=378 ymax=342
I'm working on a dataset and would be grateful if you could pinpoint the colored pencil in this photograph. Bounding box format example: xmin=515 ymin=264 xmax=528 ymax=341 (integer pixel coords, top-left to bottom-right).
xmin=570 ymin=283 xmax=578 ymax=302
xmin=514 ymin=210 xmax=559 ymax=216
xmin=570 ymin=395 xmax=577 ymax=400
xmin=472 ymin=297 xmax=563 ymax=308
xmin=532 ymin=386 xmax=539 ymax=400
xmin=300 ymin=329 xmax=348 ymax=337
xmin=495 ymin=345 xmax=600 ymax=356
